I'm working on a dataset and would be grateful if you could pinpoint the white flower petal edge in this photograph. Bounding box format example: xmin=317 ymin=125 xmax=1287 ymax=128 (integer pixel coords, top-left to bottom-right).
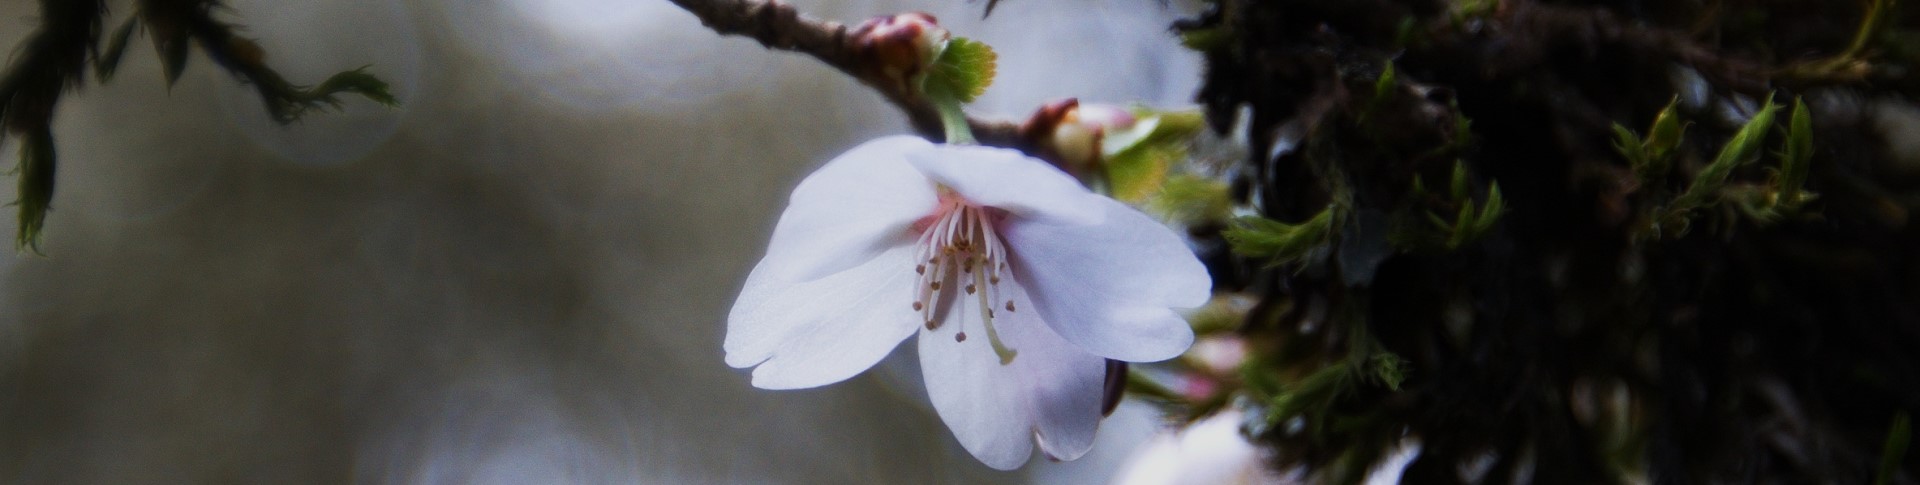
xmin=728 ymin=245 xmax=923 ymax=389
xmin=1003 ymin=198 xmax=1212 ymax=362
xmin=919 ymin=282 xmax=1104 ymax=470
xmin=905 ymin=144 xmax=1105 ymax=226
xmin=724 ymin=137 xmax=940 ymax=388
xmin=760 ymin=136 xmax=941 ymax=283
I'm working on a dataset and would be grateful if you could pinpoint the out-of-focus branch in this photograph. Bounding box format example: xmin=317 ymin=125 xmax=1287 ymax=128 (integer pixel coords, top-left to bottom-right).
xmin=0 ymin=0 xmax=105 ymax=251
xmin=665 ymin=0 xmax=1023 ymax=148
xmin=136 ymin=0 xmax=398 ymax=123
xmin=1493 ymin=3 xmax=1772 ymax=96
xmin=0 ymin=0 xmax=396 ymax=251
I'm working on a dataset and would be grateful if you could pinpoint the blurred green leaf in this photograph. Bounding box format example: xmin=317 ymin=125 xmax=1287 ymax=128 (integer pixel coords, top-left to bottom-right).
xmin=94 ymin=17 xmax=139 ymax=81
xmin=1779 ymin=96 xmax=1814 ymax=207
xmin=1645 ymin=96 xmax=1687 ymax=160
xmin=1180 ymin=27 xmax=1231 ymax=51
xmin=1149 ymin=174 xmax=1232 ymax=225
xmin=1225 ymin=208 xmax=1337 ymax=264
xmin=1668 ymin=93 xmax=1780 ymax=221
xmin=1450 ymin=159 xmax=1469 ymax=202
xmin=1877 ymin=412 xmax=1911 ymax=485
xmin=158 ymin=32 xmax=191 ymax=86
xmin=14 ymin=128 xmax=54 ymax=253
xmin=1103 ymin=110 xmax=1204 ymax=202
xmin=1612 ymin=122 xmax=1647 ymax=170
xmin=307 ymin=66 xmax=399 ymax=108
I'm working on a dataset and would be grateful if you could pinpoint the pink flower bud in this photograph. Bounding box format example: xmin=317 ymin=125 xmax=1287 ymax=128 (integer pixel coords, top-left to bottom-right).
xmin=851 ymin=13 xmax=949 ymax=91
xmin=1021 ymin=99 xmax=1138 ymax=177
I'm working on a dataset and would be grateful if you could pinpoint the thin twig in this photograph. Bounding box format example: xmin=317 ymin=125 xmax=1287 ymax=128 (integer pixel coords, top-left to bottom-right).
xmin=666 ymin=0 xmax=1023 ymax=148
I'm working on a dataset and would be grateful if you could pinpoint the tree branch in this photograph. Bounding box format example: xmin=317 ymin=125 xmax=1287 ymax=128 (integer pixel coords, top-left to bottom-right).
xmin=666 ymin=0 xmax=1024 ymax=148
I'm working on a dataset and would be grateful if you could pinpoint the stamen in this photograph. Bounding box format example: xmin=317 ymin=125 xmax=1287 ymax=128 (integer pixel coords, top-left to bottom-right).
xmin=910 ymin=197 xmax=1019 ymax=364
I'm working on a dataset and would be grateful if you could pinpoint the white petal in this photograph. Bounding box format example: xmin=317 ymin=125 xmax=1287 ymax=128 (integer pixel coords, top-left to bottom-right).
xmin=1002 ymin=198 xmax=1211 ymax=362
xmin=918 ymin=282 xmax=1105 ymax=470
xmin=904 ymin=144 xmax=1104 ymax=226
xmin=726 ymin=245 xmax=922 ymax=390
xmin=757 ymin=135 xmax=941 ymax=283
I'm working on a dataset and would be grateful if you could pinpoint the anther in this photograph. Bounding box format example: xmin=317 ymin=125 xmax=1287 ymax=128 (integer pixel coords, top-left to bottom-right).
xmin=955 ymin=332 xmax=968 ymax=342
xmin=990 ymin=276 xmax=1000 ymax=284
xmin=965 ymin=284 xmax=976 ymax=294
xmin=1005 ymin=301 xmax=1016 ymax=312
xmin=913 ymin=301 xmax=924 ymax=311
xmin=916 ymin=264 xmax=925 ymax=275
xmin=925 ymin=319 xmax=938 ymax=330
xmin=930 ymin=281 xmax=941 ymax=290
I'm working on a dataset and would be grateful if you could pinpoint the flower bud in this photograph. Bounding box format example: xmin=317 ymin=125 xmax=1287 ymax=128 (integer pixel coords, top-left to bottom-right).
xmin=851 ymin=13 xmax=949 ymax=91
xmin=1021 ymin=99 xmax=1137 ymax=176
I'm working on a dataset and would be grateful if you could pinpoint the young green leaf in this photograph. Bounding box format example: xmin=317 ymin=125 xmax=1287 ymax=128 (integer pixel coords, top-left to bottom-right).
xmin=1670 ymin=93 xmax=1780 ymax=216
xmin=1469 ymin=183 xmax=1505 ymax=239
xmin=921 ymin=37 xmax=996 ymax=104
xmin=1450 ymin=159 xmax=1469 ymax=202
xmin=1780 ymin=96 xmax=1814 ymax=205
xmin=1645 ymin=95 xmax=1687 ymax=159
xmin=1612 ymin=123 xmax=1647 ymax=171
xmin=1224 ymin=208 xmax=1337 ymax=264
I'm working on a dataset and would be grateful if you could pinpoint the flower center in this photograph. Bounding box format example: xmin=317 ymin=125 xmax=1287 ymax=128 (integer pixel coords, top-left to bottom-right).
xmin=913 ymin=196 xmax=1019 ymax=365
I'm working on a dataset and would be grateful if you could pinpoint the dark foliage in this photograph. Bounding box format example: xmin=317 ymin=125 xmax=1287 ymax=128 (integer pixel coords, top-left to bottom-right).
xmin=1180 ymin=0 xmax=1920 ymax=482
xmin=0 ymin=0 xmax=395 ymax=250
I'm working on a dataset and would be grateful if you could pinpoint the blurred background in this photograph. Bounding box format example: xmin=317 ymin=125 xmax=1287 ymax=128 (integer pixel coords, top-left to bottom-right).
xmin=0 ymin=0 xmax=1210 ymax=482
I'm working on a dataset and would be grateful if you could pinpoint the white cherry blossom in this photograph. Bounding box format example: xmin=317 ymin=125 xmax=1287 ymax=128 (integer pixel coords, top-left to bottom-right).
xmin=726 ymin=135 xmax=1210 ymax=469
